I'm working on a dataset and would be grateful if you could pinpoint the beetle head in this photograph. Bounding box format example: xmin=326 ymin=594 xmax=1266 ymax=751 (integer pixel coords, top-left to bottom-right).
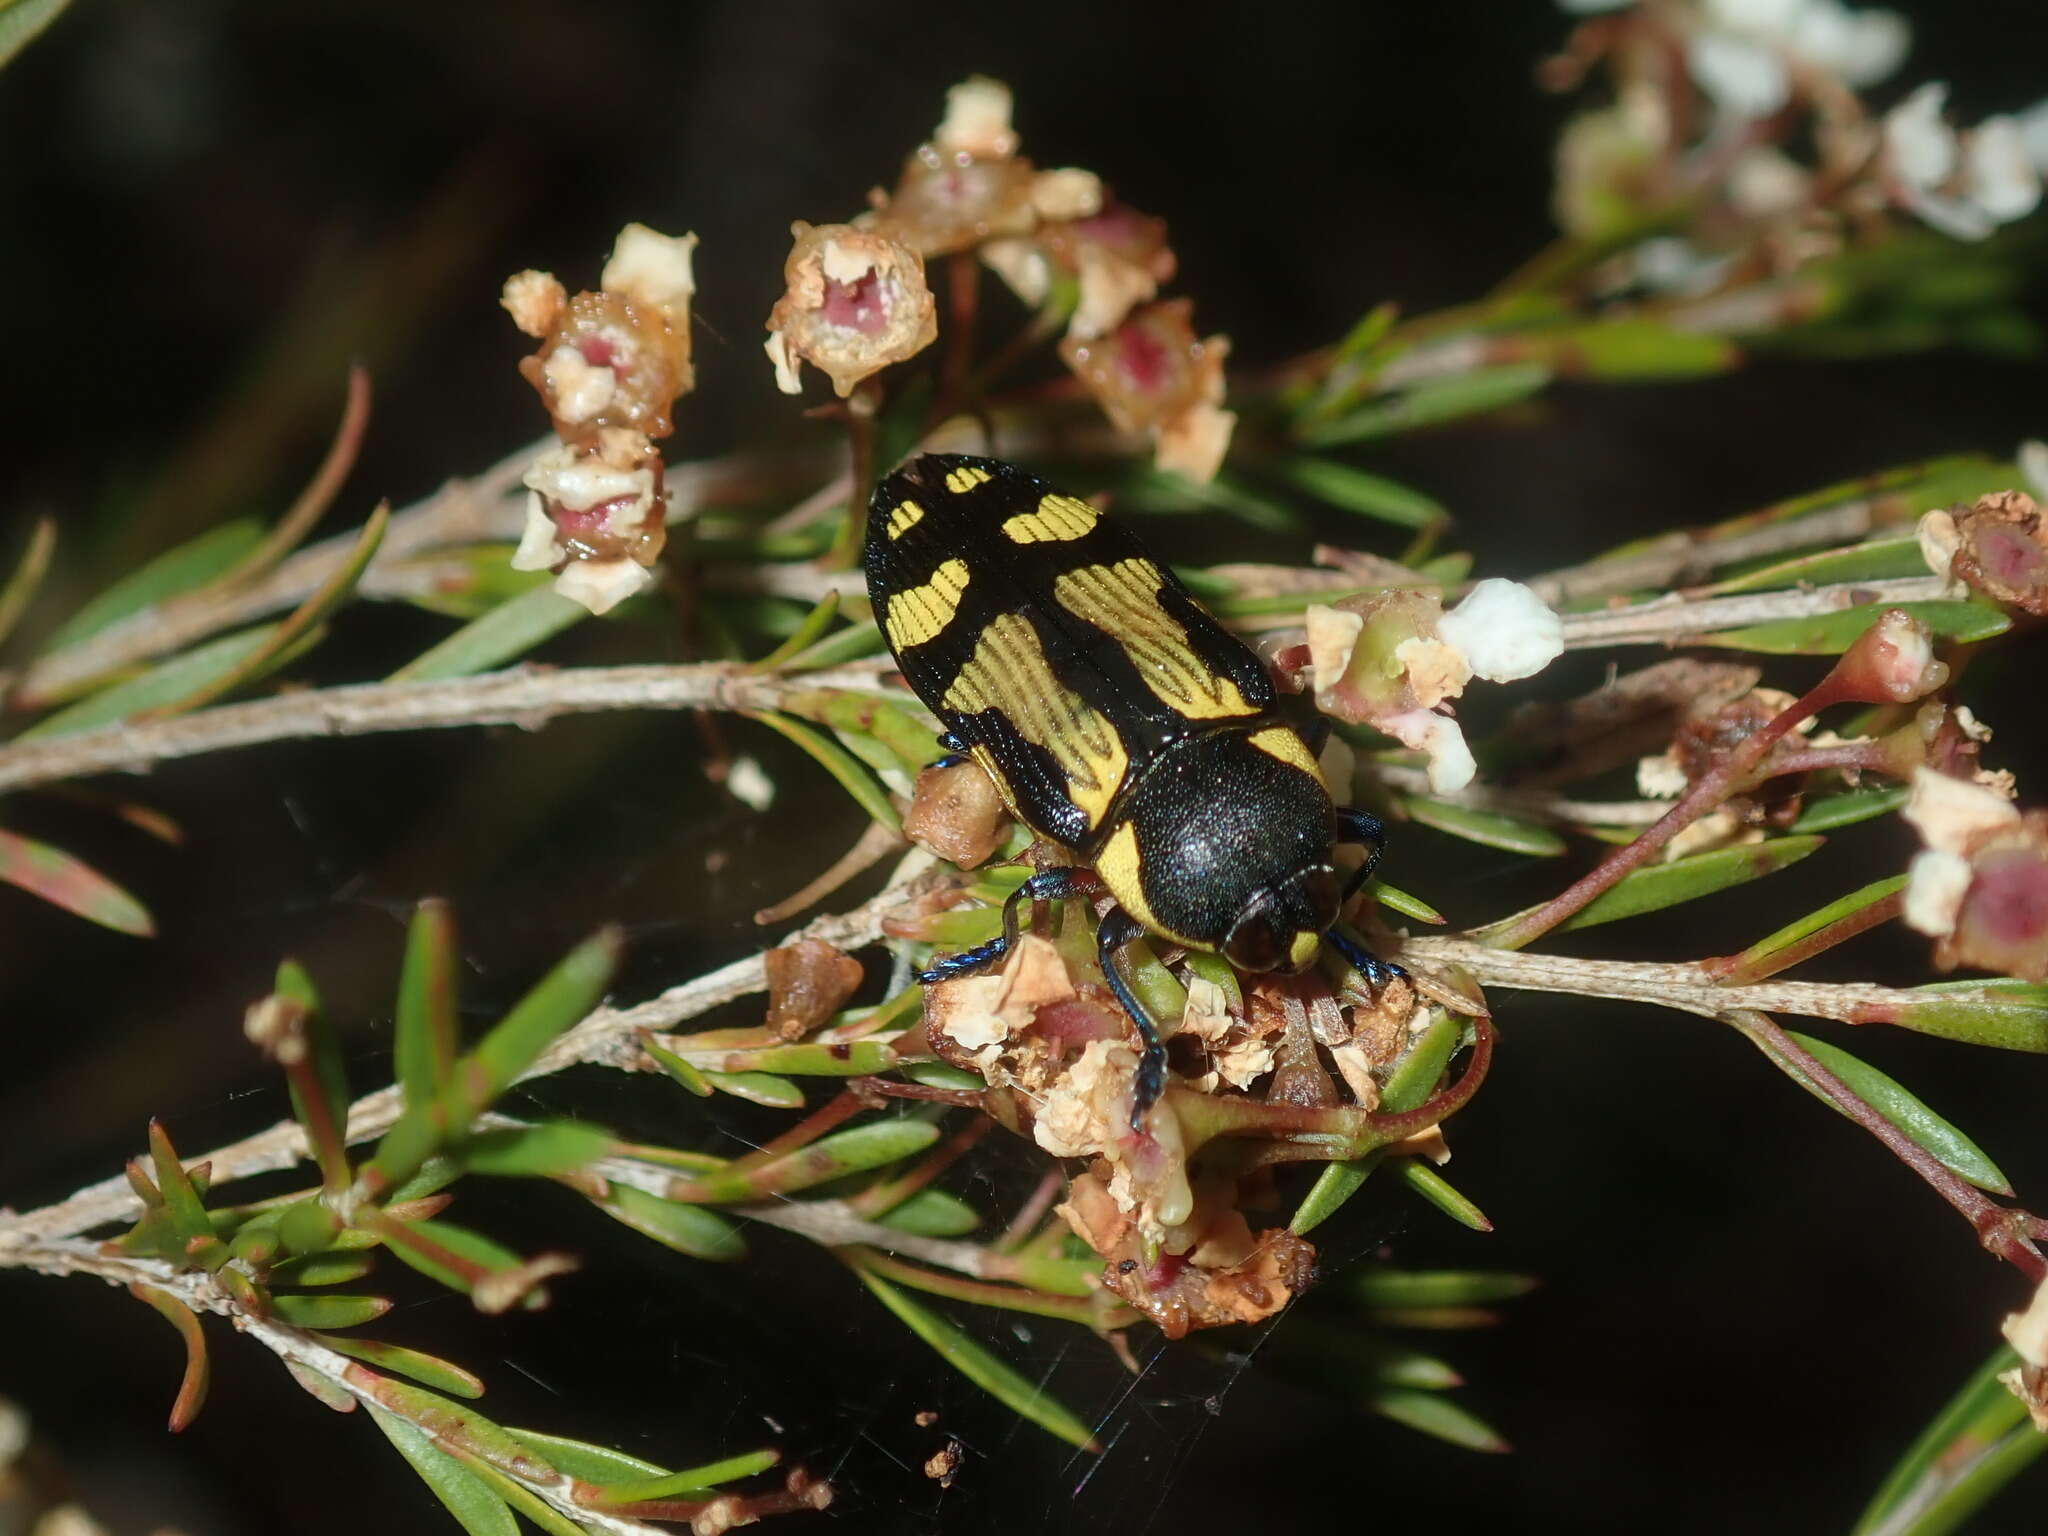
xmin=1221 ymin=864 xmax=1340 ymax=973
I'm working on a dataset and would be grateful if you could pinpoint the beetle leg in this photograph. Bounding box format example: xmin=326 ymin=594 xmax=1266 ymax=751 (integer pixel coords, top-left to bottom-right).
xmin=1326 ymin=923 xmax=1407 ymax=989
xmin=914 ymin=867 xmax=1091 ymax=984
xmin=927 ymin=730 xmax=971 ymax=770
xmin=1095 ymin=907 xmax=1167 ymax=1132
xmin=1335 ymin=806 xmax=1389 ymax=902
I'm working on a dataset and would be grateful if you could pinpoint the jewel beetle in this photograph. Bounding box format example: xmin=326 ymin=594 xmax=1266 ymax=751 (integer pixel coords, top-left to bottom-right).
xmin=864 ymin=453 xmax=1399 ymax=1128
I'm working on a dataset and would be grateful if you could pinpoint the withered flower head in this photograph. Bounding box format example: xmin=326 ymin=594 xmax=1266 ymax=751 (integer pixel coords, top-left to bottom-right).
xmin=1902 ymin=767 xmax=2048 ymax=981
xmin=1922 ymin=490 xmax=2048 ymax=616
xmin=512 ymin=427 xmax=669 ymax=615
xmin=1059 ymin=299 xmax=1237 ymax=483
xmin=764 ymin=223 xmax=938 ymax=398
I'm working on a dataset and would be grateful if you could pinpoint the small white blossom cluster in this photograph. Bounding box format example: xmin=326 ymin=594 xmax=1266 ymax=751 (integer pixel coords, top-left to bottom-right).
xmin=1882 ymin=83 xmax=2042 ymax=243
xmin=1307 ymin=579 xmax=1565 ymax=794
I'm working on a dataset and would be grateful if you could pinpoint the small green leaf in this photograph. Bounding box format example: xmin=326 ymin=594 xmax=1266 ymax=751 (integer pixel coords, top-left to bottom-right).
xmin=0 ymin=516 xmax=54 ymax=649
xmin=1702 ymin=599 xmax=2009 ymax=655
xmin=379 ymin=1217 xmax=523 ymax=1295
xmin=851 ymin=1265 xmax=1097 ymax=1450
xmin=1300 ymin=363 xmax=1551 ymax=445
xmin=1510 ymin=319 xmax=1738 ymax=379
xmin=1350 ymin=1268 xmax=1538 ymax=1309
xmin=702 ymin=1070 xmax=805 ymax=1107
xmin=368 ymin=1406 xmax=519 ymax=1536
xmin=20 ymin=626 xmax=283 ymax=740
xmin=1710 ymin=536 xmax=1929 ymax=595
xmin=273 ymin=960 xmax=351 ymax=1189
xmin=502 ymin=1427 xmax=668 ymax=1483
xmin=658 ymin=1449 xmax=782 ymax=1488
xmin=270 ymin=1252 xmax=375 ymax=1287
xmin=0 ymin=827 xmax=154 ymax=935
xmin=1780 ymin=1030 xmax=2011 ymax=1193
xmin=1365 ymin=1388 xmax=1509 ymax=1452
xmin=395 ymin=900 xmax=459 ymax=1109
xmin=1404 ymin=797 xmax=1567 ymax=857
xmin=1371 ymin=879 xmax=1445 ymax=925
xmin=269 ymin=1293 xmax=392 ymax=1329
xmin=897 ymin=1060 xmax=988 ymax=1092
xmin=1895 ymin=981 xmax=2048 ymax=1052
xmin=750 ymin=591 xmax=841 ymax=671
xmin=1730 ymin=875 xmax=1906 ymax=974
xmin=43 ymin=519 xmax=264 ymax=651
xmin=311 ymin=1334 xmax=484 ymax=1399
xmin=1292 ymin=1013 xmax=1464 ymax=1235
xmin=1556 ymin=835 xmax=1824 ymax=931
xmin=129 ymin=1283 xmax=210 ymax=1432
xmin=640 ymin=1033 xmax=713 ymax=1096
xmin=457 ymin=1121 xmax=615 ymax=1178
xmin=877 ymin=1188 xmax=982 ymax=1237
xmin=1788 ymin=784 xmax=1909 ymax=833
xmin=147 ymin=1120 xmax=214 ymax=1248
xmin=594 ymin=1183 xmax=747 ymax=1262
xmin=783 ymin=617 xmax=886 ymax=670
xmin=448 ymin=928 xmax=620 ymax=1124
xmin=1854 ymin=1346 xmax=2040 ymax=1536
xmin=389 ymin=585 xmax=588 ymax=682
xmin=584 ymin=1449 xmax=784 ymax=1509
xmin=149 ymin=503 xmax=387 ymax=719
xmin=1399 ymin=1161 xmax=1493 ymax=1230
xmin=1280 ymin=459 xmax=1446 ymax=529
xmin=702 ymin=1040 xmax=900 ymax=1077
xmin=680 ymin=1119 xmax=942 ymax=1203
xmin=746 ymin=710 xmax=901 ymax=832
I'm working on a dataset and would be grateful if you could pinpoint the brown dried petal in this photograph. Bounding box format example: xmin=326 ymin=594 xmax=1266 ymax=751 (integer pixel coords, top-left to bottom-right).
xmin=902 ymin=760 xmax=1011 ymax=870
xmin=764 ymin=223 xmax=939 ymax=397
xmin=763 ymin=939 xmax=866 ymax=1040
xmin=1951 ymin=491 xmax=2048 ymax=615
xmin=518 ymin=288 xmax=693 ymax=442
xmin=868 ymin=146 xmax=1039 ymax=257
xmin=1100 ymin=1227 xmax=1316 ymax=1339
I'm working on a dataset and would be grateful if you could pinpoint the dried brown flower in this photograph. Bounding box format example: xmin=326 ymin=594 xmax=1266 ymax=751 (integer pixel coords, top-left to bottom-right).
xmin=902 ymin=759 xmax=1012 ymax=871
xmin=1925 ymin=491 xmax=2048 ymax=616
xmin=763 ymin=938 xmax=866 ymax=1040
xmin=1059 ymin=299 xmax=1236 ymax=483
xmin=764 ymin=223 xmax=938 ymax=398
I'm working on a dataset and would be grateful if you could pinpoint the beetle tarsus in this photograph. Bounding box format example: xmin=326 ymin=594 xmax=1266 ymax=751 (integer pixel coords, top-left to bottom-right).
xmin=1095 ymin=906 xmax=1167 ymax=1133
xmin=1326 ymin=923 xmax=1407 ymax=988
xmin=914 ymin=866 xmax=1090 ymax=984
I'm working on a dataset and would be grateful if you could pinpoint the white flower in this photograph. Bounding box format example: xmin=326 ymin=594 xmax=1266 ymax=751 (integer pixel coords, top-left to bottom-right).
xmin=2019 ymin=100 xmax=2048 ymax=170
xmin=1884 ymin=84 xmax=2043 ymax=241
xmin=1689 ymin=0 xmax=1909 ymax=119
xmin=1900 ymin=766 xmax=2021 ymax=937
xmin=1384 ymin=708 xmax=1478 ymax=796
xmin=2021 ymin=439 xmax=2048 ymax=501
xmin=1437 ymin=578 xmax=1566 ymax=682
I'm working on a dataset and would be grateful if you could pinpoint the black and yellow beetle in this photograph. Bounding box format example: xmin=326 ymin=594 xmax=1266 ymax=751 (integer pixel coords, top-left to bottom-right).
xmin=864 ymin=453 xmax=1399 ymax=1128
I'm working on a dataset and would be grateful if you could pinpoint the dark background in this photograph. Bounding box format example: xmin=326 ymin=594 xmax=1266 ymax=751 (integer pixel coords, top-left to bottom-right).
xmin=4 ymin=2 xmax=2048 ymax=1532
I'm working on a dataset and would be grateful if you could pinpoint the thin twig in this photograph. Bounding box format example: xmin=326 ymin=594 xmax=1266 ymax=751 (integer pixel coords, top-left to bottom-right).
xmin=0 ymin=859 xmax=950 ymax=1249
xmin=0 ymin=659 xmax=899 ymax=797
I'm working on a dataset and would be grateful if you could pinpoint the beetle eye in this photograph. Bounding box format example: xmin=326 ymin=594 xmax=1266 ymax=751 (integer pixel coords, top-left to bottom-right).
xmin=1222 ymin=908 xmax=1284 ymax=972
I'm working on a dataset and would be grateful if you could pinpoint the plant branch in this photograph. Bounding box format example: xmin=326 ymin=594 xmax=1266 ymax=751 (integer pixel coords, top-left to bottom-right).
xmin=0 ymin=859 xmax=952 ymax=1249
xmin=2 ymin=1239 xmax=669 ymax=1535
xmin=0 ymin=660 xmax=898 ymax=797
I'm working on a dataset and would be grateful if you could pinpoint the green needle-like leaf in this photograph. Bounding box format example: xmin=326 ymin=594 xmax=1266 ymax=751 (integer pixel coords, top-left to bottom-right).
xmin=1299 ymin=363 xmax=1551 ymax=444
xmin=1854 ymin=1346 xmax=2041 ymax=1536
xmin=270 ymin=1252 xmax=375 ymax=1287
xmin=377 ymin=1217 xmax=525 ymax=1297
xmin=368 ymin=1406 xmax=519 ymax=1536
xmin=1349 ymin=1268 xmax=1539 ymax=1310
xmin=1510 ymin=319 xmax=1737 ymax=379
xmin=128 ymin=1283 xmax=210 ymax=1432
xmin=1556 ymin=835 xmax=1823 ymax=931
xmin=311 ymin=1334 xmax=485 ymax=1399
xmin=851 ymin=1265 xmax=1098 ymax=1450
xmin=1403 ymin=797 xmax=1567 ymax=857
xmin=0 ymin=515 xmax=55 ymax=648
xmin=1896 ymin=981 xmax=2048 ymax=1052
xmin=594 ymin=1183 xmax=748 ymax=1262
xmin=457 ymin=1120 xmax=615 ymax=1178
xmin=701 ymin=1070 xmax=806 ymax=1107
xmin=1371 ymin=879 xmax=1446 ymax=925
xmin=1729 ymin=876 xmax=1906 ymax=976
xmin=389 ymin=585 xmax=589 ymax=681
xmin=42 ymin=519 xmax=263 ymax=652
xmin=750 ymin=590 xmax=841 ymax=671
xmin=1365 ymin=1387 xmax=1510 ymax=1452
xmin=1788 ymin=785 xmax=1909 ymax=833
xmin=1779 ymin=1031 xmax=2011 ymax=1194
xmin=269 ymin=1293 xmax=392 ymax=1329
xmin=0 ymin=827 xmax=154 ymax=935
xmin=147 ymin=1120 xmax=215 ymax=1249
xmin=503 ymin=1428 xmax=667 ymax=1483
xmin=1399 ymin=1162 xmax=1494 ymax=1230
xmin=446 ymin=927 xmax=619 ymax=1127
xmin=745 ymin=709 xmax=902 ymax=832
xmin=1707 ymin=536 xmax=1928 ymax=595
xmin=1702 ymin=598 xmax=2008 ymax=654
xmin=19 ymin=625 xmax=286 ymax=739
xmin=876 ymin=1188 xmax=982 ymax=1237
xmin=1292 ymin=1013 xmax=1465 ymax=1234
xmin=678 ymin=1119 xmax=941 ymax=1203
xmin=1280 ymin=459 xmax=1447 ymax=529
xmin=395 ymin=900 xmax=459 ymax=1109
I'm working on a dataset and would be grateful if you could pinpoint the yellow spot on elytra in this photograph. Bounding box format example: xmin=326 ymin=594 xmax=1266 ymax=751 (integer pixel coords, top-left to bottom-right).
xmin=1054 ymin=559 xmax=1257 ymax=720
xmin=884 ymin=499 xmax=926 ymax=540
xmin=1246 ymin=726 xmax=1326 ymax=786
xmin=1093 ymin=821 xmax=1198 ymax=948
xmin=944 ymin=465 xmax=993 ymax=493
xmin=884 ymin=558 xmax=970 ymax=650
xmin=1287 ymin=930 xmax=1321 ymax=969
xmin=1001 ymin=493 xmax=1098 ymax=545
xmin=943 ymin=613 xmax=1129 ymax=832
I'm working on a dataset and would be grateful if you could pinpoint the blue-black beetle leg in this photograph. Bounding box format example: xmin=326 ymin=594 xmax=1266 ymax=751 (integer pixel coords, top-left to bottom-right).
xmin=913 ymin=866 xmax=1090 ymax=985
xmin=1095 ymin=906 xmax=1166 ymax=1133
xmin=927 ymin=731 xmax=970 ymax=771
xmin=1336 ymin=806 xmax=1389 ymax=903
xmin=1326 ymin=923 xmax=1407 ymax=989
